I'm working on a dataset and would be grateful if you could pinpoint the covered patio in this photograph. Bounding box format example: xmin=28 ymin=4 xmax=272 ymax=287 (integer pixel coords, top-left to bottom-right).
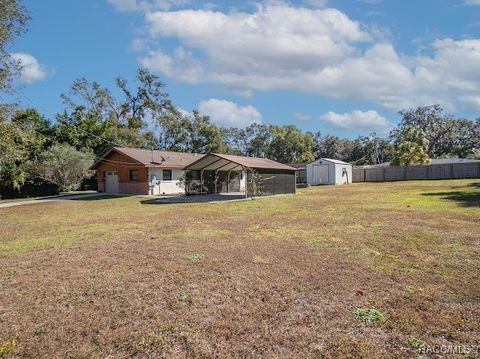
xmin=183 ymin=153 xmax=297 ymax=198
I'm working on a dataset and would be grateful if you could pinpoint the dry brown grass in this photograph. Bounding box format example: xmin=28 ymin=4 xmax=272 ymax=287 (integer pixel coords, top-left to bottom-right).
xmin=0 ymin=180 xmax=479 ymax=358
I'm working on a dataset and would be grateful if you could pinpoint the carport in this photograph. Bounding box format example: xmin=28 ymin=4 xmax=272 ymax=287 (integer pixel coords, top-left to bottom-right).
xmin=183 ymin=153 xmax=297 ymax=198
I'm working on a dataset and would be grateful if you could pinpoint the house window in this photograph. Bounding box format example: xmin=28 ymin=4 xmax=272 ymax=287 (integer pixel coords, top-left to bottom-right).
xmin=163 ymin=169 xmax=172 ymax=181
xmin=129 ymin=169 xmax=139 ymax=181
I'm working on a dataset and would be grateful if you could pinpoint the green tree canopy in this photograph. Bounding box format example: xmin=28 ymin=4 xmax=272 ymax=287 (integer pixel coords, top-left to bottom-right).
xmin=29 ymin=143 xmax=95 ymax=191
xmin=0 ymin=0 xmax=30 ymax=94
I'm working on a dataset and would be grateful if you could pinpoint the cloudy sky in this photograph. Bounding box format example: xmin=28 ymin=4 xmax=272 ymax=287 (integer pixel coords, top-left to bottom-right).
xmin=8 ymin=0 xmax=480 ymax=137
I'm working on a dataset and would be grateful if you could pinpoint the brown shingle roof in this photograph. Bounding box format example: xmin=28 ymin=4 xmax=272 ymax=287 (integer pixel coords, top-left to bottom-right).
xmin=91 ymin=147 xmax=204 ymax=169
xmin=185 ymin=153 xmax=297 ymax=171
xmin=213 ymin=153 xmax=297 ymax=171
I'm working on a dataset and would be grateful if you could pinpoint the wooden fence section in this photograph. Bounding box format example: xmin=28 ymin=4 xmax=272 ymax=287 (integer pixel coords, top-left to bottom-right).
xmin=353 ymin=163 xmax=480 ymax=182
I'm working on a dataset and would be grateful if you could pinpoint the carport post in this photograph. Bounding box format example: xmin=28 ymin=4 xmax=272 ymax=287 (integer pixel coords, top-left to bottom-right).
xmin=214 ymin=170 xmax=218 ymax=194
xmin=200 ymin=169 xmax=204 ymax=194
xmin=244 ymin=166 xmax=248 ymax=199
xmin=295 ymin=171 xmax=297 ymax=194
xmin=227 ymin=170 xmax=231 ymax=193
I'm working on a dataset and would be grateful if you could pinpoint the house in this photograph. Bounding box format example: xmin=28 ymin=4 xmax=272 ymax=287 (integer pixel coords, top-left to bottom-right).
xmin=91 ymin=147 xmax=298 ymax=196
xmin=306 ymin=158 xmax=352 ymax=185
xmin=90 ymin=147 xmax=201 ymax=195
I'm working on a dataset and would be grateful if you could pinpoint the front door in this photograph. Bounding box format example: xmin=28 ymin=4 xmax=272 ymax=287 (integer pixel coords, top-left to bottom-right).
xmin=105 ymin=171 xmax=119 ymax=193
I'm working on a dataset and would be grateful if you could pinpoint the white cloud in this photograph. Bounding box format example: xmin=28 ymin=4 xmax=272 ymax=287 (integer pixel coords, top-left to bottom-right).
xmin=320 ymin=110 xmax=393 ymax=133
xmin=142 ymin=4 xmax=370 ymax=89
xmin=465 ymin=0 xmax=480 ymax=5
xmin=133 ymin=4 xmax=480 ymax=112
xmin=198 ymin=98 xmax=262 ymax=128
xmin=11 ymin=53 xmax=49 ymax=84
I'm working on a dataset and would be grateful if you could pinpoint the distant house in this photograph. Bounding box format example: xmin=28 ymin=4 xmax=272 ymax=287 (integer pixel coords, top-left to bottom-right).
xmin=90 ymin=147 xmax=297 ymax=196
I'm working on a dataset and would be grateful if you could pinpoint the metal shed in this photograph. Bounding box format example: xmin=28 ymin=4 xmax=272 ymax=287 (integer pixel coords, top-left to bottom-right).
xmin=183 ymin=153 xmax=297 ymax=197
xmin=306 ymin=158 xmax=352 ymax=185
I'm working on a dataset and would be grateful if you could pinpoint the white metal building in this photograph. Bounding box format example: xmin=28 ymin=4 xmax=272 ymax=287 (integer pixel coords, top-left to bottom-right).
xmin=306 ymin=158 xmax=352 ymax=185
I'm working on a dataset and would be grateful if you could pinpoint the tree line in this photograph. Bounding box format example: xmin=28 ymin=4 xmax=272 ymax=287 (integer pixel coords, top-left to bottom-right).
xmin=1 ymin=68 xmax=479 ymax=196
xmin=0 ymin=1 xmax=479 ymax=196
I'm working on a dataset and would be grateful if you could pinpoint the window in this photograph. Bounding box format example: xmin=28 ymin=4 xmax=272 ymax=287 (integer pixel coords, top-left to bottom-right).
xmin=163 ymin=169 xmax=172 ymax=181
xmin=129 ymin=169 xmax=139 ymax=181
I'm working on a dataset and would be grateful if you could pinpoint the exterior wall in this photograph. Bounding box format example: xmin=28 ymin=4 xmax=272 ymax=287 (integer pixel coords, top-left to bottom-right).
xmin=148 ymin=168 xmax=186 ymax=195
xmin=334 ymin=164 xmax=352 ymax=185
xmin=119 ymin=182 xmax=149 ymax=194
xmin=95 ymin=150 xmax=149 ymax=195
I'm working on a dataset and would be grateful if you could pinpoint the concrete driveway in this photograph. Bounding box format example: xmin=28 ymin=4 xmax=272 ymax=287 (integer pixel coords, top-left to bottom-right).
xmin=0 ymin=192 xmax=108 ymax=209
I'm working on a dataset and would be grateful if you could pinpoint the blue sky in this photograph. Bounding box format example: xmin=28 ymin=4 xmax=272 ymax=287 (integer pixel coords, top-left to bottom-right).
xmin=8 ymin=0 xmax=480 ymax=138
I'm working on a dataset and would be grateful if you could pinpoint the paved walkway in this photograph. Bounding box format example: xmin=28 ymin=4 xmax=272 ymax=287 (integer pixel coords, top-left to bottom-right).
xmin=0 ymin=192 xmax=107 ymax=209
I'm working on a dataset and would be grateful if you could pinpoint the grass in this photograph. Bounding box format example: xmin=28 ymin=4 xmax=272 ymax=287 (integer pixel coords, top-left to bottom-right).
xmin=0 ymin=179 xmax=479 ymax=358
xmin=353 ymin=308 xmax=386 ymax=324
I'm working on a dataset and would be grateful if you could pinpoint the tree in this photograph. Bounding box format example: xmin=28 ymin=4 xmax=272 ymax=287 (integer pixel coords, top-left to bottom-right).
xmin=29 ymin=144 xmax=95 ymax=191
xmin=59 ymin=68 xmax=169 ymax=154
xmin=312 ymin=132 xmax=352 ymax=160
xmin=155 ymin=107 xmax=191 ymax=152
xmin=0 ymin=0 xmax=30 ymax=94
xmin=188 ymin=111 xmax=226 ymax=153
xmin=390 ymin=126 xmax=430 ymax=166
xmin=391 ymin=105 xmax=477 ymax=158
xmin=268 ymin=125 xmax=315 ymax=163
xmin=0 ymin=109 xmax=48 ymax=189
xmin=349 ymin=133 xmax=392 ymax=165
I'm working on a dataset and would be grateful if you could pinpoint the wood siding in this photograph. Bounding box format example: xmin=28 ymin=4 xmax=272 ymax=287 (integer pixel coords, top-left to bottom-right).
xmin=95 ymin=151 xmax=148 ymax=183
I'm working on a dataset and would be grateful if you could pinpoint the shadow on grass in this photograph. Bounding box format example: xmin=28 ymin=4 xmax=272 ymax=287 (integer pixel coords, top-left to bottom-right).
xmin=68 ymin=195 xmax=130 ymax=201
xmin=422 ymin=190 xmax=480 ymax=207
xmin=141 ymin=194 xmax=245 ymax=205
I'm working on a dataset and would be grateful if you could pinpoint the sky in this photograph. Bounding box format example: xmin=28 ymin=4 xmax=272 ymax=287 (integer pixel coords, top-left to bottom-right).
xmin=7 ymin=0 xmax=480 ymax=138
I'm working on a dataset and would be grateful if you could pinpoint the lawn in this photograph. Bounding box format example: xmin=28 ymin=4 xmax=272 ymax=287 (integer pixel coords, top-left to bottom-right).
xmin=0 ymin=180 xmax=479 ymax=358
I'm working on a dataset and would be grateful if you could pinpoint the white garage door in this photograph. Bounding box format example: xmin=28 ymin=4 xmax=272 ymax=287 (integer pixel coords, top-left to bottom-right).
xmin=105 ymin=171 xmax=119 ymax=193
xmin=313 ymin=165 xmax=329 ymax=185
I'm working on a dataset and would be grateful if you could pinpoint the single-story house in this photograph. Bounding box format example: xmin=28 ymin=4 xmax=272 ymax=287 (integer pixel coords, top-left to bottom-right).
xmin=91 ymin=147 xmax=201 ymax=195
xmin=306 ymin=158 xmax=352 ymax=185
xmin=90 ymin=147 xmax=297 ymax=196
